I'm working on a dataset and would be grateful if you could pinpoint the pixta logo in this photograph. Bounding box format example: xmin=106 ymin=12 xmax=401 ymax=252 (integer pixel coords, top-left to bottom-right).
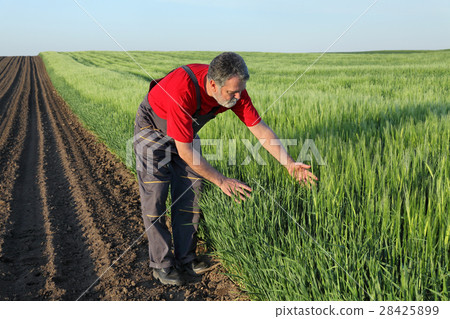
xmin=127 ymin=135 xmax=326 ymax=170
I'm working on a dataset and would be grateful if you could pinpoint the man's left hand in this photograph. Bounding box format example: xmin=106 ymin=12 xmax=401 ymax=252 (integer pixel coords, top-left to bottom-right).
xmin=287 ymin=162 xmax=318 ymax=188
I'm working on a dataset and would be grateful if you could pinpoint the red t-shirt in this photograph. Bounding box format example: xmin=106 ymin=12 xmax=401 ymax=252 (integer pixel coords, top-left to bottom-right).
xmin=147 ymin=64 xmax=261 ymax=143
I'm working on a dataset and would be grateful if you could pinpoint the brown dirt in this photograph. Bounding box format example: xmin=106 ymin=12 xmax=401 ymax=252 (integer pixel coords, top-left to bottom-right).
xmin=0 ymin=56 xmax=247 ymax=301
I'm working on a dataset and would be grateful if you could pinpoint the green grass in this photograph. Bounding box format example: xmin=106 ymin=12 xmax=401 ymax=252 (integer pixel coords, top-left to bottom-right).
xmin=40 ymin=50 xmax=449 ymax=300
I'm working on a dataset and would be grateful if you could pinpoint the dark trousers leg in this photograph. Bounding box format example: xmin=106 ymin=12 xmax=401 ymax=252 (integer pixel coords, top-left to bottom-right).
xmin=134 ymin=103 xmax=203 ymax=268
xmin=136 ymin=163 xmax=174 ymax=269
xmin=170 ymin=152 xmax=203 ymax=265
xmin=134 ymin=114 xmax=175 ymax=269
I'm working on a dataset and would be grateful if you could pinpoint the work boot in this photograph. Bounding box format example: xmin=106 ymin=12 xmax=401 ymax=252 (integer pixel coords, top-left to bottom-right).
xmin=180 ymin=259 xmax=211 ymax=277
xmin=152 ymin=266 xmax=183 ymax=286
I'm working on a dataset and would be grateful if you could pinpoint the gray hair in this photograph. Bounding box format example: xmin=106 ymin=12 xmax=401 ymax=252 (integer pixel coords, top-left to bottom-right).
xmin=207 ymin=52 xmax=250 ymax=87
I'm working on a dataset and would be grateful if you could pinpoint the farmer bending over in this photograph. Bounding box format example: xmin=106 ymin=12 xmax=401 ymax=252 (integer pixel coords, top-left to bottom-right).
xmin=134 ymin=52 xmax=317 ymax=286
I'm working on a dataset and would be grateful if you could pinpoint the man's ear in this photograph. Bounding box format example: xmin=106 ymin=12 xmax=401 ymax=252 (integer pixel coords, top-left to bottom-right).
xmin=209 ymin=79 xmax=219 ymax=93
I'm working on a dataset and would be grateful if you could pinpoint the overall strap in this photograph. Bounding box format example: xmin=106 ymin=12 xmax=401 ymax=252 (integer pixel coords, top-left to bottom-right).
xmin=181 ymin=65 xmax=202 ymax=116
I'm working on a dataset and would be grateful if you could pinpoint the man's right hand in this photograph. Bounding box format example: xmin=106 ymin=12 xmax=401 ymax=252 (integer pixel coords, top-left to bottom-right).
xmin=175 ymin=140 xmax=252 ymax=202
xmin=218 ymin=177 xmax=252 ymax=201
xmin=175 ymin=140 xmax=249 ymax=201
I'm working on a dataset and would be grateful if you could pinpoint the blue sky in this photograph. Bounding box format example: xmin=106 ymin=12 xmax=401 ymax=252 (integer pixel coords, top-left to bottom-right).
xmin=1 ymin=0 xmax=449 ymax=56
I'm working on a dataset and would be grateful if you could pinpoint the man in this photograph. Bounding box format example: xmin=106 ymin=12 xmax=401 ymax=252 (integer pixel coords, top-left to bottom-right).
xmin=134 ymin=52 xmax=317 ymax=286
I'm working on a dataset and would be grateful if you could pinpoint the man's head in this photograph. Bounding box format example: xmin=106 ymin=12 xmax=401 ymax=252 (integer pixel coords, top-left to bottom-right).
xmin=207 ymin=52 xmax=249 ymax=108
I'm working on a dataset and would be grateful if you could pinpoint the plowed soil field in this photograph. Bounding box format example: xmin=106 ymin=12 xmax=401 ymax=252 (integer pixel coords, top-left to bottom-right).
xmin=0 ymin=56 xmax=244 ymax=301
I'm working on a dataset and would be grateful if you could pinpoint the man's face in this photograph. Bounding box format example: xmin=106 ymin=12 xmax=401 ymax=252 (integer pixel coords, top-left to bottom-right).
xmin=212 ymin=76 xmax=246 ymax=108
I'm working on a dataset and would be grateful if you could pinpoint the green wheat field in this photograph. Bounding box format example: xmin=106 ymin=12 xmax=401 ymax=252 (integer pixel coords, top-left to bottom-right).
xmin=40 ymin=50 xmax=449 ymax=301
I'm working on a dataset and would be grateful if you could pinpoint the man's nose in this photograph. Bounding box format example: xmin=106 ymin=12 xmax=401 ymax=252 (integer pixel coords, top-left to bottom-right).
xmin=234 ymin=92 xmax=241 ymax=100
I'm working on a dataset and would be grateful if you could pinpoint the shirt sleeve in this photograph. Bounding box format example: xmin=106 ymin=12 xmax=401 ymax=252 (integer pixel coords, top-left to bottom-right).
xmin=232 ymin=90 xmax=262 ymax=127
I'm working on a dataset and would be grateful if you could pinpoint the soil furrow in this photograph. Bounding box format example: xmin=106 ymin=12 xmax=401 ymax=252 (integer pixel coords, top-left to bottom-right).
xmin=39 ymin=63 xmax=142 ymax=260
xmin=0 ymin=57 xmax=31 ymax=257
xmin=36 ymin=59 xmax=152 ymax=300
xmin=0 ymin=57 xmax=16 ymax=84
xmin=37 ymin=119 xmax=101 ymax=300
xmin=34 ymin=66 xmax=106 ymax=301
xmin=32 ymin=58 xmax=72 ymax=301
xmin=33 ymin=57 xmax=122 ymax=300
xmin=0 ymin=57 xmax=49 ymax=300
xmin=0 ymin=57 xmax=29 ymax=148
xmin=0 ymin=57 xmax=23 ymax=105
xmin=0 ymin=57 xmax=17 ymax=82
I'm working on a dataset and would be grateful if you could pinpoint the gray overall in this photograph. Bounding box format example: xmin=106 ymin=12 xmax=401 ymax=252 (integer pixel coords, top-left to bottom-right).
xmin=133 ymin=65 xmax=220 ymax=269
